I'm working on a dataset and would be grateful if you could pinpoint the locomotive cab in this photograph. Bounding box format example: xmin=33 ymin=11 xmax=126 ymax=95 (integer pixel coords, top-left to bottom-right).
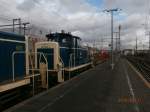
xmin=46 ymin=32 xmax=91 ymax=71
xmin=46 ymin=32 xmax=83 ymax=67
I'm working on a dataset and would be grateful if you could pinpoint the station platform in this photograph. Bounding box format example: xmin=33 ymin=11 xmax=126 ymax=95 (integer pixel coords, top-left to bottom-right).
xmin=5 ymin=58 xmax=150 ymax=112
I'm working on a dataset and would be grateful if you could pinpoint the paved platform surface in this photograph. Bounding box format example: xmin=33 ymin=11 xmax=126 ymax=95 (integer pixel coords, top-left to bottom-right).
xmin=5 ymin=58 xmax=150 ymax=112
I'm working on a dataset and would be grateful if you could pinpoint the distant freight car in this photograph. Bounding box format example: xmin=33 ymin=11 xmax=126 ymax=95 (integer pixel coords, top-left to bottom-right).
xmin=99 ymin=50 xmax=109 ymax=60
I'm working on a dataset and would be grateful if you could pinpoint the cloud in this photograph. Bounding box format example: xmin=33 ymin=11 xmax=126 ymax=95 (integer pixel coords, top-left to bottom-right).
xmin=104 ymin=0 xmax=149 ymax=14
xmin=17 ymin=0 xmax=39 ymax=11
xmin=0 ymin=0 xmax=149 ymax=49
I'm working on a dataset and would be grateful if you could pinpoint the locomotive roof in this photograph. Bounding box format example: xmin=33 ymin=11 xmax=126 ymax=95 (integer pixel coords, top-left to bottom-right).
xmin=46 ymin=32 xmax=81 ymax=40
xmin=0 ymin=31 xmax=25 ymax=41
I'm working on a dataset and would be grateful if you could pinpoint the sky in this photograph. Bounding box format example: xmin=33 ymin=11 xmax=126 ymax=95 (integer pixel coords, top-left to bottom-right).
xmin=0 ymin=0 xmax=150 ymax=50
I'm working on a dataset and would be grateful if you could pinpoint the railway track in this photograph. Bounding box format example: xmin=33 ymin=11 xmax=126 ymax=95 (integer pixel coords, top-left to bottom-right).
xmin=126 ymin=56 xmax=150 ymax=82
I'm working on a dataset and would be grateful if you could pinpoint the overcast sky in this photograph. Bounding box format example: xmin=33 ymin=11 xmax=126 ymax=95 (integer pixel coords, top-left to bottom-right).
xmin=0 ymin=0 xmax=150 ymax=50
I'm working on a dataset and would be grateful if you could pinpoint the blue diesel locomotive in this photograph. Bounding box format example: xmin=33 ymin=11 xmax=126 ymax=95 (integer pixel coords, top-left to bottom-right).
xmin=0 ymin=31 xmax=91 ymax=91
xmin=35 ymin=32 xmax=91 ymax=82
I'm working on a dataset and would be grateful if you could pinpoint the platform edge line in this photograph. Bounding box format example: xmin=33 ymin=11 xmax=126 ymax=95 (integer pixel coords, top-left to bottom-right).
xmin=126 ymin=59 xmax=150 ymax=89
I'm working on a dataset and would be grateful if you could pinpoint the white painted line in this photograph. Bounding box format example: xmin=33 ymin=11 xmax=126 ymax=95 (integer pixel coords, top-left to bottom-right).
xmin=123 ymin=63 xmax=140 ymax=112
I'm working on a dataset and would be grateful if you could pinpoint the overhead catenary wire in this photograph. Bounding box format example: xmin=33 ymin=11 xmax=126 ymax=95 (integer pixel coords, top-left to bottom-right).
xmin=0 ymin=16 xmax=12 ymax=22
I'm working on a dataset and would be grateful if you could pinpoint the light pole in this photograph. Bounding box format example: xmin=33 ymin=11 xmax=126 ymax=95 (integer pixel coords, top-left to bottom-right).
xmin=13 ymin=19 xmax=18 ymax=33
xmin=135 ymin=36 xmax=138 ymax=53
xmin=103 ymin=8 xmax=121 ymax=70
xmin=118 ymin=25 xmax=121 ymax=52
xmin=141 ymin=24 xmax=150 ymax=53
xmin=22 ymin=22 xmax=30 ymax=35
xmin=114 ymin=32 xmax=119 ymax=52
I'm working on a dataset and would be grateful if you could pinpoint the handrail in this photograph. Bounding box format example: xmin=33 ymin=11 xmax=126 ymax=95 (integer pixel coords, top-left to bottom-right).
xmin=12 ymin=52 xmax=48 ymax=79
xmin=12 ymin=51 xmax=66 ymax=92
xmin=59 ymin=56 xmax=65 ymax=80
xmin=29 ymin=52 xmax=49 ymax=89
xmin=69 ymin=54 xmax=74 ymax=79
xmin=12 ymin=51 xmax=49 ymax=95
xmin=29 ymin=54 xmax=35 ymax=95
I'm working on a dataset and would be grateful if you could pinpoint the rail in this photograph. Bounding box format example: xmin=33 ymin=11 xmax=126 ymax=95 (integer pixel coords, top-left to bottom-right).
xmin=126 ymin=56 xmax=150 ymax=82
